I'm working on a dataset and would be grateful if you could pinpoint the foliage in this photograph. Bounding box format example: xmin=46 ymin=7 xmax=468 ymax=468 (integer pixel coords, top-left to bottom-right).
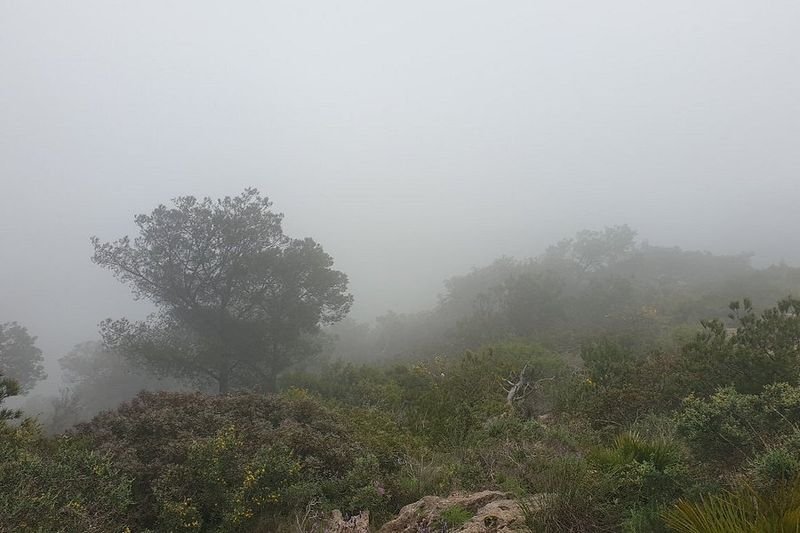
xmin=749 ymin=447 xmax=800 ymax=489
xmin=0 ymin=372 xmax=21 ymax=421
xmin=520 ymin=456 xmax=620 ymax=532
xmin=391 ymin=451 xmax=460 ymax=504
xmin=329 ymin=227 xmax=800 ymax=365
xmin=286 ymin=342 xmax=568 ymax=448
xmin=436 ymin=504 xmax=473 ymax=529
xmin=566 ymin=341 xmax=684 ymax=426
xmin=590 ymin=431 xmax=689 ymax=527
xmin=664 ymin=476 xmax=800 ymax=533
xmin=93 ymin=188 xmax=352 ymax=393
xmin=545 ymin=224 xmax=638 ymax=273
xmin=75 ymin=390 xmax=391 ymax=530
xmin=516 ymin=430 xmax=691 ymax=532
xmin=32 ymin=341 xmax=192 ymax=432
xmin=676 ymin=383 xmax=800 ymax=467
xmin=678 ymin=298 xmax=800 ymax=396
xmin=0 ymin=422 xmax=132 ymax=532
xmin=152 ymin=430 xmax=306 ymax=532
xmin=6 ymin=221 xmax=800 ymax=531
xmin=0 ymin=322 xmax=45 ymax=393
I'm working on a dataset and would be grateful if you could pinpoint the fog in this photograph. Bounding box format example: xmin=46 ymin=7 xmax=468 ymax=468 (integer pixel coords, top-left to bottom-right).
xmin=2 ymin=1 xmax=799 ymax=393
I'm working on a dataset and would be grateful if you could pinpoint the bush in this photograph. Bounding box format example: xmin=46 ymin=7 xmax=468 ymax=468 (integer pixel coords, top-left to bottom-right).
xmin=571 ymin=341 xmax=685 ymax=426
xmin=678 ymin=298 xmax=800 ymax=396
xmin=676 ymin=383 xmax=800 ymax=467
xmin=521 ymin=456 xmax=619 ymax=532
xmin=590 ymin=432 xmax=690 ymax=531
xmin=0 ymin=421 xmax=132 ymax=532
xmin=152 ymin=431 xmax=305 ymax=532
xmin=391 ymin=451 xmax=459 ymax=505
xmin=75 ymin=390 xmax=392 ymax=530
xmin=748 ymin=445 xmax=800 ymax=489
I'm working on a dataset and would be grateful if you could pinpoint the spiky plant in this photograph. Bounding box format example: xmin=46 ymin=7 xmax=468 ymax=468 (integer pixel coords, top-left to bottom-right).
xmin=663 ymin=476 xmax=800 ymax=533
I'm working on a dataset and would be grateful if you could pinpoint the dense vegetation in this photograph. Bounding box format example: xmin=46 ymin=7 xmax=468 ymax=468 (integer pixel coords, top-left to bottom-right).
xmin=3 ymin=194 xmax=800 ymax=532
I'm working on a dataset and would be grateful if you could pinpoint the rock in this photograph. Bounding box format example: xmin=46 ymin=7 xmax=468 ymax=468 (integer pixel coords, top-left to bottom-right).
xmin=326 ymin=510 xmax=370 ymax=533
xmin=379 ymin=490 xmax=531 ymax=532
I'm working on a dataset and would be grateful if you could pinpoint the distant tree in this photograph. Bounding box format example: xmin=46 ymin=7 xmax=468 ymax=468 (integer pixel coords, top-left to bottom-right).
xmin=0 ymin=322 xmax=45 ymax=393
xmin=54 ymin=340 xmax=189 ymax=425
xmin=93 ymin=189 xmax=352 ymax=393
xmin=439 ymin=257 xmax=522 ymax=317
xmin=545 ymin=225 xmax=637 ymax=273
xmin=500 ymin=271 xmax=565 ymax=336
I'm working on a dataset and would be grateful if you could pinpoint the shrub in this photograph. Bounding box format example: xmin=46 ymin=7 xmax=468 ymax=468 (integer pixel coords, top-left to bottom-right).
xmin=572 ymin=341 xmax=685 ymax=426
xmin=391 ymin=451 xmax=458 ymax=505
xmin=76 ymin=390 xmax=391 ymax=530
xmin=678 ymin=298 xmax=800 ymax=396
xmin=748 ymin=446 xmax=800 ymax=489
xmin=152 ymin=431 xmax=304 ymax=532
xmin=520 ymin=456 xmax=620 ymax=532
xmin=676 ymin=383 xmax=800 ymax=467
xmin=590 ymin=432 xmax=689 ymax=530
xmin=0 ymin=422 xmax=132 ymax=532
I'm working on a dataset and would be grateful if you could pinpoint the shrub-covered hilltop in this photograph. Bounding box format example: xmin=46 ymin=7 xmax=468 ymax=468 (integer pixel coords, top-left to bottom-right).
xmin=3 ymin=191 xmax=800 ymax=532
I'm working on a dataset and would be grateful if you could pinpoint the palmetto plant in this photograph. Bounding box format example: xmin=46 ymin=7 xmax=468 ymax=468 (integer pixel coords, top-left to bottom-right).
xmin=664 ymin=477 xmax=800 ymax=533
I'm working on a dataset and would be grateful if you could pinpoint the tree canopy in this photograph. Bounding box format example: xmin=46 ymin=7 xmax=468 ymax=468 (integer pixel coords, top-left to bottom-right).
xmin=93 ymin=189 xmax=352 ymax=393
xmin=0 ymin=322 xmax=45 ymax=393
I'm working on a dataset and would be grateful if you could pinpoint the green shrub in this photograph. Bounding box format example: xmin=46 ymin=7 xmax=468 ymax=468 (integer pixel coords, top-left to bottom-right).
xmin=76 ymin=390 xmax=391 ymax=530
xmin=0 ymin=422 xmax=132 ymax=532
xmin=572 ymin=340 xmax=685 ymax=426
xmin=622 ymin=503 xmax=671 ymax=533
xmin=590 ymin=431 xmax=689 ymax=529
xmin=391 ymin=451 xmax=458 ymax=505
xmin=749 ymin=447 xmax=800 ymax=489
xmin=520 ymin=456 xmax=619 ymax=532
xmin=152 ymin=429 xmax=305 ymax=532
xmin=337 ymin=405 xmax=422 ymax=471
xmin=678 ymin=298 xmax=800 ymax=396
xmin=676 ymin=383 xmax=800 ymax=467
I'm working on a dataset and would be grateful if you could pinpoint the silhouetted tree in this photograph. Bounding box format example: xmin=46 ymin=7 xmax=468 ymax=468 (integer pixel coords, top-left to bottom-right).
xmin=0 ymin=322 xmax=45 ymax=393
xmin=544 ymin=224 xmax=637 ymax=273
xmin=93 ymin=189 xmax=352 ymax=393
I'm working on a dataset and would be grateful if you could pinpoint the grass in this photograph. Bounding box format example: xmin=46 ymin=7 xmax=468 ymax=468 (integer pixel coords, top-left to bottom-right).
xmin=436 ymin=504 xmax=474 ymax=529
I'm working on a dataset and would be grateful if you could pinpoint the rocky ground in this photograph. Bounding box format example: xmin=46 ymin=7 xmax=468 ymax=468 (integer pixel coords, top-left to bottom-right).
xmin=327 ymin=491 xmax=531 ymax=533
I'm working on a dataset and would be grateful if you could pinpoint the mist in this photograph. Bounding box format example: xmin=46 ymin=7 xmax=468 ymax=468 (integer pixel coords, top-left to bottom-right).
xmin=6 ymin=3 xmax=800 ymax=530
xmin=2 ymin=1 xmax=800 ymax=394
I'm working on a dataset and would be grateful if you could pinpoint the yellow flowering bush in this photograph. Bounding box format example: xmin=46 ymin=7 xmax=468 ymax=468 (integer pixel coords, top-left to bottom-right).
xmin=154 ymin=431 xmax=305 ymax=532
xmin=0 ymin=422 xmax=132 ymax=532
